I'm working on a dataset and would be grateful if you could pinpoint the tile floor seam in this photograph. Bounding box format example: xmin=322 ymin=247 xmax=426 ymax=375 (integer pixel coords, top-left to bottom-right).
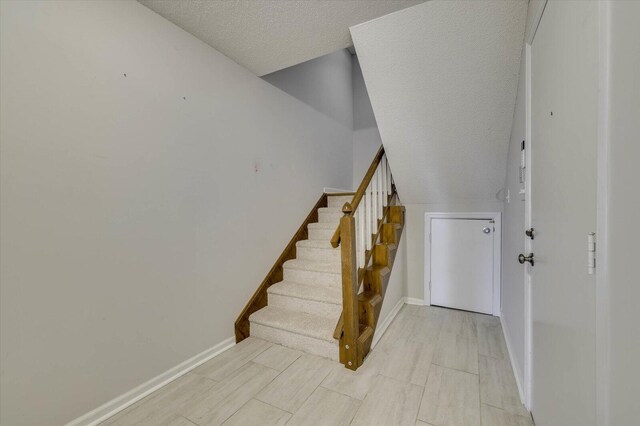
xmin=430 ymin=361 xmax=480 ymax=376
xmin=414 ymin=373 xmax=428 ymax=424
xmin=181 ymin=414 xmax=200 ymax=426
xmin=317 ymin=382 xmax=371 ymax=401
xmin=191 ymin=360 xmax=285 ymax=426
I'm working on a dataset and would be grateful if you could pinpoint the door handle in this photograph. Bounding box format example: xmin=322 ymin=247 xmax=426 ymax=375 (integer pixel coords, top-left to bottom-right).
xmin=518 ymin=253 xmax=534 ymax=266
xmin=482 ymin=227 xmax=491 ymax=234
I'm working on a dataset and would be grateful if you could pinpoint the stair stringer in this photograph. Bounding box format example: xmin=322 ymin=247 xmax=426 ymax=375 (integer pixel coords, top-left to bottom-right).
xmin=337 ymin=204 xmax=405 ymax=366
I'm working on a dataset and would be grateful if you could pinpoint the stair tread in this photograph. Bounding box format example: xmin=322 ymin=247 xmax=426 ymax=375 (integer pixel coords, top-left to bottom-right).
xmin=284 ymin=258 xmax=341 ymax=273
xmin=250 ymin=306 xmax=336 ymax=342
xmin=358 ymin=290 xmax=383 ymax=305
xmin=377 ymin=242 xmax=397 ymax=250
xmin=296 ymin=239 xmax=337 ymax=249
xmin=268 ymin=281 xmax=342 ymax=304
xmin=318 ymin=207 xmax=343 ymax=214
xmin=308 ymin=222 xmax=339 ymax=230
xmin=366 ymin=265 xmax=391 ymax=275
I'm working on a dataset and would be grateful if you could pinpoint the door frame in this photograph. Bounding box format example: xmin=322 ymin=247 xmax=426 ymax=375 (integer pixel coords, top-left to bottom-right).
xmin=523 ymin=0 xmax=547 ymax=410
xmin=424 ymin=212 xmax=502 ymax=316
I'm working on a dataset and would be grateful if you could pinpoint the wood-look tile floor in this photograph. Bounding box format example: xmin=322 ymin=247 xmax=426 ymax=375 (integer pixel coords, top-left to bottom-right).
xmin=101 ymin=305 xmax=532 ymax=426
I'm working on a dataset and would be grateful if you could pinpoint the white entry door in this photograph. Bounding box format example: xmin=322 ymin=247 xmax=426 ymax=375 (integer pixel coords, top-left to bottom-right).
xmin=529 ymin=1 xmax=598 ymax=424
xmin=430 ymin=218 xmax=494 ymax=314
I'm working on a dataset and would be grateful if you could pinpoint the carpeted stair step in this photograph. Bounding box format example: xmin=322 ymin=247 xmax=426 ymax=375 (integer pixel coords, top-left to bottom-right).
xmin=307 ymin=222 xmax=338 ymax=241
xmin=296 ymin=239 xmax=340 ymax=262
xmin=267 ymin=280 xmax=342 ymax=318
xmin=318 ymin=207 xmax=343 ymax=223
xmin=249 ymin=306 xmax=339 ymax=360
xmin=327 ymin=195 xmax=354 ymax=209
xmin=283 ymin=259 xmax=341 ymax=287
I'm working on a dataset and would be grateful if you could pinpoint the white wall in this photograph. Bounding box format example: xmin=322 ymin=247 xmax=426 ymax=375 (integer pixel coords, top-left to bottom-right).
xmin=606 ymin=1 xmax=640 ymax=423
xmin=351 ymin=0 xmax=526 ymax=205
xmin=404 ymin=201 xmax=504 ymax=304
xmin=500 ymin=48 xmax=527 ymax=390
xmin=262 ymin=49 xmax=354 ymax=129
xmin=352 ymin=56 xmax=383 ymax=185
xmin=0 ymin=1 xmax=352 ymax=425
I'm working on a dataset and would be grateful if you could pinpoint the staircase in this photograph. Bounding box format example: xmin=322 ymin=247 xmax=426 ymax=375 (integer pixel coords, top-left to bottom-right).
xmin=235 ymin=146 xmax=404 ymax=369
xmin=248 ymin=195 xmax=350 ymax=360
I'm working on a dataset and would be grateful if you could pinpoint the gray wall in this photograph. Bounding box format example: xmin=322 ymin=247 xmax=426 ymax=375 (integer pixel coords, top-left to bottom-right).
xmin=0 ymin=1 xmax=352 ymax=425
xmin=607 ymin=1 xmax=640 ymax=422
xmin=500 ymin=48 xmax=526 ymax=390
xmin=262 ymin=53 xmax=384 ymax=188
xmin=262 ymin=49 xmax=354 ymax=129
xmin=352 ymin=56 xmax=383 ymax=185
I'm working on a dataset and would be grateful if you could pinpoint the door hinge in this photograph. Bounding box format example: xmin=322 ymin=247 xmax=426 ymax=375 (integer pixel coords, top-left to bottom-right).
xmin=519 ymin=140 xmax=526 ymax=184
xmin=588 ymin=232 xmax=596 ymax=274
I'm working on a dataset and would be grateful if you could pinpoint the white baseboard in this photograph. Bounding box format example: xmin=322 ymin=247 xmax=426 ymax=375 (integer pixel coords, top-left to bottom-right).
xmin=66 ymin=336 xmax=235 ymax=426
xmin=371 ymin=297 xmax=408 ymax=349
xmin=500 ymin=314 xmax=526 ymax=405
xmin=405 ymin=297 xmax=424 ymax=306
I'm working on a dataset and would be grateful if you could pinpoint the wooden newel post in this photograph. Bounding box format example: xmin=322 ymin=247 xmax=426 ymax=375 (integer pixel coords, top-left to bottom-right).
xmin=340 ymin=202 xmax=359 ymax=370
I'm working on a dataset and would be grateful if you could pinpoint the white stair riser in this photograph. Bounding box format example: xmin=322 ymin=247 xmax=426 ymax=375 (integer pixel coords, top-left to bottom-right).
xmin=318 ymin=211 xmax=342 ymax=223
xmin=250 ymin=323 xmax=339 ymax=361
xmin=268 ymin=293 xmax=342 ymax=318
xmin=327 ymin=196 xmax=353 ymax=208
xmin=296 ymin=246 xmax=340 ymax=262
xmin=308 ymin=228 xmax=334 ymax=241
xmin=284 ymin=267 xmax=341 ymax=287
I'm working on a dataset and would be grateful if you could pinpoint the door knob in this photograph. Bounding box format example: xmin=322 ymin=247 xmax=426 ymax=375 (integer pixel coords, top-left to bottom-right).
xmin=518 ymin=253 xmax=534 ymax=266
xmin=482 ymin=227 xmax=491 ymax=234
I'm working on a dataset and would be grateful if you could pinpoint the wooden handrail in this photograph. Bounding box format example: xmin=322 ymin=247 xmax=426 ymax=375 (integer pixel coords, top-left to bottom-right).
xmin=333 ymin=144 xmax=398 ymax=370
xmin=332 ymin=192 xmax=396 ymax=340
xmin=331 ymin=145 xmax=385 ymax=248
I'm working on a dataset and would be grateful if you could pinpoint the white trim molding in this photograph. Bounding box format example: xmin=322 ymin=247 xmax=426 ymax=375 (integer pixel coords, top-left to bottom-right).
xmin=424 ymin=212 xmax=503 ymax=316
xmin=501 ymin=314 xmax=526 ymax=404
xmin=405 ymin=297 xmax=424 ymax=306
xmin=66 ymin=337 xmax=235 ymax=426
xmin=595 ymin=1 xmax=611 ymax=424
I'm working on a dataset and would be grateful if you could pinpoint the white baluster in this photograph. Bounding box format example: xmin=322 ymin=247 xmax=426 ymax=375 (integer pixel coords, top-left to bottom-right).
xmin=382 ymin=156 xmax=388 ymax=207
xmin=365 ymin=187 xmax=371 ymax=251
xmin=387 ymin=160 xmax=392 ymax=194
xmin=372 ymin=170 xmax=378 ymax=237
xmin=358 ymin=205 xmax=365 ymax=267
xmin=377 ymin=166 xmax=383 ymax=219
xmin=354 ymin=206 xmax=361 ymax=270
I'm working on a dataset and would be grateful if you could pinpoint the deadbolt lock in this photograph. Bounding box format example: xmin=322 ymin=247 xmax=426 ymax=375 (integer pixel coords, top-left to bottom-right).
xmin=518 ymin=253 xmax=534 ymax=266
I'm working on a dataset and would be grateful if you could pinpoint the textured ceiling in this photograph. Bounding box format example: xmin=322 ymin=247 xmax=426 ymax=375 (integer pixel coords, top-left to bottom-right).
xmin=351 ymin=0 xmax=527 ymax=204
xmin=138 ymin=0 xmax=426 ymax=76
